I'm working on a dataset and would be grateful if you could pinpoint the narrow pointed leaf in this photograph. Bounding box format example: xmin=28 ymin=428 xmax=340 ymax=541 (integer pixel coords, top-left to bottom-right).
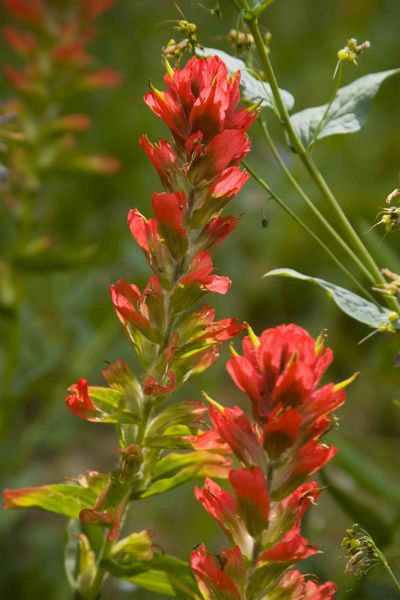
xmin=264 ymin=268 xmax=397 ymax=330
xmin=290 ymin=69 xmax=400 ymax=148
xmin=200 ymin=47 xmax=294 ymax=111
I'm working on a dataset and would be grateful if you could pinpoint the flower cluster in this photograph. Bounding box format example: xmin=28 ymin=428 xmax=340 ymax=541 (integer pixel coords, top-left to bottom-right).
xmin=2 ymin=0 xmax=121 ymax=199
xmin=67 ymin=55 xmax=256 ymax=422
xmin=190 ymin=324 xmax=345 ymax=598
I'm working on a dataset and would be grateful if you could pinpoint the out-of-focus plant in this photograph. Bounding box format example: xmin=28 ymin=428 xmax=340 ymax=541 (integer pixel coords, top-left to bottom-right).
xmin=0 ymin=0 xmax=121 ymax=433
xmin=3 ymin=53 xmax=353 ymax=600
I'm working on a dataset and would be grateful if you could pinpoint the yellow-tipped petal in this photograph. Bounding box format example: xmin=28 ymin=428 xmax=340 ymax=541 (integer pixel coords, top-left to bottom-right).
xmin=334 ymin=371 xmax=359 ymax=392
xmin=201 ymin=392 xmax=224 ymax=412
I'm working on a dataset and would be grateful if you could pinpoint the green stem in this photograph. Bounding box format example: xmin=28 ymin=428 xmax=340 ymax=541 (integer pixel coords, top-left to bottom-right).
xmin=376 ymin=548 xmax=400 ymax=594
xmin=242 ymin=11 xmax=400 ymax=312
xmin=244 ymin=161 xmax=376 ymax=302
xmin=308 ymin=61 xmax=343 ymax=149
xmin=259 ymin=118 xmax=373 ymax=285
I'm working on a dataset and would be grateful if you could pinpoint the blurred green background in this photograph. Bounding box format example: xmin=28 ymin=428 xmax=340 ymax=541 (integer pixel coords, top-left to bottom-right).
xmin=1 ymin=0 xmax=400 ymax=598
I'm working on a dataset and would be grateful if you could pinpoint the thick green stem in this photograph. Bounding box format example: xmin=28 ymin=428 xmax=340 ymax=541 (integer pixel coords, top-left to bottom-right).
xmin=244 ymin=162 xmax=376 ymax=302
xmin=259 ymin=119 xmax=374 ymax=285
xmin=242 ymin=10 xmax=400 ymax=312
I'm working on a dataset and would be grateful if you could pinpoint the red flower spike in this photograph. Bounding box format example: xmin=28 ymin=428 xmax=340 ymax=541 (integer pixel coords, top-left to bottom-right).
xmin=188 ymin=429 xmax=231 ymax=454
xmin=263 ymin=407 xmax=301 ymax=460
xmin=260 ymin=527 xmax=317 ymax=563
xmin=5 ymin=0 xmax=44 ymax=24
xmin=229 ymin=467 xmax=270 ymax=537
xmin=209 ymin=405 xmax=266 ymax=468
xmin=190 ymin=544 xmax=242 ymax=600
xmin=139 ymin=135 xmax=177 ymax=191
xmin=66 ymin=378 xmax=98 ymax=421
xmin=227 ymin=324 xmax=339 ymax=424
xmin=82 ymin=68 xmax=122 ymax=89
xmin=83 ymin=0 xmax=116 ymax=19
xmin=53 ymin=42 xmax=90 ymax=66
xmin=151 ymin=191 xmax=188 ymax=259
xmin=3 ymin=26 xmax=36 ymax=55
xmin=147 ymin=56 xmax=256 ymax=143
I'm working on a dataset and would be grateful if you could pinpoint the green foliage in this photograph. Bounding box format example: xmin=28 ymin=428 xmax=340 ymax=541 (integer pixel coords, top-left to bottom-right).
xmin=290 ymin=69 xmax=400 ymax=149
xmin=264 ymin=268 xmax=397 ymax=330
xmin=103 ymin=553 xmax=199 ymax=598
xmin=4 ymin=473 xmax=108 ymax=519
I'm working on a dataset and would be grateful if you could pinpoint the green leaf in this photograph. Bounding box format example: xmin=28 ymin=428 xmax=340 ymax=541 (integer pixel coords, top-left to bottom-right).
xmin=290 ymin=69 xmax=400 ymax=149
xmin=140 ymin=451 xmax=230 ymax=498
xmin=320 ymin=469 xmax=392 ymax=547
xmin=111 ymin=530 xmax=154 ymax=563
xmin=103 ymin=553 xmax=199 ymax=598
xmin=264 ymin=268 xmax=397 ymax=330
xmin=200 ymin=47 xmax=294 ymax=111
xmin=3 ymin=471 xmax=108 ymax=519
xmin=88 ymin=386 xmax=140 ymax=424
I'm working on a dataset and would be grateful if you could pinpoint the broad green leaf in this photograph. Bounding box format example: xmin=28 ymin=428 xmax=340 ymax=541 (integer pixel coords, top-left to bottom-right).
xmin=264 ymin=268 xmax=397 ymax=330
xmin=200 ymin=47 xmax=294 ymax=111
xmin=103 ymin=553 xmax=199 ymax=598
xmin=4 ymin=472 xmax=108 ymax=519
xmin=320 ymin=469 xmax=392 ymax=547
xmin=290 ymin=69 xmax=400 ymax=148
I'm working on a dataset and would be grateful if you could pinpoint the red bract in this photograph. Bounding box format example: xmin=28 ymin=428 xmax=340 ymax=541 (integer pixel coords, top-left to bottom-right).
xmin=145 ymin=56 xmax=256 ymax=143
xmin=260 ymin=527 xmax=317 ymax=563
xmin=229 ymin=467 xmax=270 ymax=536
xmin=151 ymin=191 xmax=188 ymax=259
xmin=191 ymin=544 xmax=243 ymax=600
xmin=195 ymin=478 xmax=253 ymax=557
xmin=178 ymin=250 xmax=231 ymax=295
xmin=5 ymin=0 xmax=44 ymax=24
xmin=209 ymin=404 xmax=266 ymax=468
xmin=66 ymin=378 xmax=98 ymax=421
xmin=227 ymin=324 xmax=335 ymax=423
